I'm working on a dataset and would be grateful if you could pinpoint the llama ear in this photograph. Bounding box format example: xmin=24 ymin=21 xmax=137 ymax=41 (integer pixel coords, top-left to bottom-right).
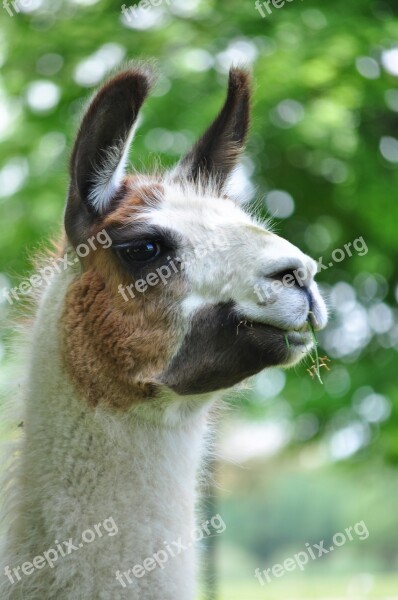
xmin=173 ymin=67 xmax=251 ymax=192
xmin=67 ymin=65 xmax=154 ymax=221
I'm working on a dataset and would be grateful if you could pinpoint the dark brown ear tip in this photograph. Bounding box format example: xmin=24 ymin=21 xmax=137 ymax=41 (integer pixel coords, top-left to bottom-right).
xmin=99 ymin=64 xmax=156 ymax=104
xmin=228 ymin=67 xmax=252 ymax=91
xmin=123 ymin=62 xmax=158 ymax=91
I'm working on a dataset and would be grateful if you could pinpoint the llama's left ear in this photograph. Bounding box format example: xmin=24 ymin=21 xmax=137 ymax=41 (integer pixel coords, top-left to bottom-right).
xmin=173 ymin=67 xmax=251 ymax=192
xmin=65 ymin=65 xmax=154 ymax=242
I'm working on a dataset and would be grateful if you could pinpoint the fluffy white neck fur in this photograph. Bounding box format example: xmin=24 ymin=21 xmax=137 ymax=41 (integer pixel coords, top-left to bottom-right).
xmin=1 ymin=270 xmax=213 ymax=600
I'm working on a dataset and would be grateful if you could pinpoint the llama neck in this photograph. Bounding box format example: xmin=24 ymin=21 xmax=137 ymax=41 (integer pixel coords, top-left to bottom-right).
xmin=2 ymin=272 xmax=213 ymax=600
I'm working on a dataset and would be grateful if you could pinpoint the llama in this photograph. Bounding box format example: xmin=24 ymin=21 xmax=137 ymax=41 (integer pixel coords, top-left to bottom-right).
xmin=0 ymin=64 xmax=327 ymax=599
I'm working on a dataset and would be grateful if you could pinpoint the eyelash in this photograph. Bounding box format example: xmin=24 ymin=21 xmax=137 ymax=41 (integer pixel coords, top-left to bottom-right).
xmin=117 ymin=241 xmax=163 ymax=264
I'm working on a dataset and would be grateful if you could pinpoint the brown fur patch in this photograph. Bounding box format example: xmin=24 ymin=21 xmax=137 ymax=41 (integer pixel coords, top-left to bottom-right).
xmin=100 ymin=179 xmax=164 ymax=231
xmin=61 ymin=247 xmax=185 ymax=410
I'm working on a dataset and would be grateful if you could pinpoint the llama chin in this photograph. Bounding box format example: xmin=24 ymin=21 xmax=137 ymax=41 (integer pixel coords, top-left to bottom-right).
xmin=0 ymin=63 xmax=327 ymax=600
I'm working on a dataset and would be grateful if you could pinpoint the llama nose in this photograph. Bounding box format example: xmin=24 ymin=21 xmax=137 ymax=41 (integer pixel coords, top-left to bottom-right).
xmin=270 ymin=264 xmax=319 ymax=325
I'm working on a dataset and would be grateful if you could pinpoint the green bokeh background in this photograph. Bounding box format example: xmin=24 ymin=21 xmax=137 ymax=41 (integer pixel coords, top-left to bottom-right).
xmin=0 ymin=0 xmax=397 ymax=598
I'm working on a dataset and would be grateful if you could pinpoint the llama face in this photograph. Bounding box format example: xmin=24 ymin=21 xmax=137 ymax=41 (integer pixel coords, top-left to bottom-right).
xmin=63 ymin=65 xmax=327 ymax=406
xmin=121 ymin=179 xmax=327 ymax=395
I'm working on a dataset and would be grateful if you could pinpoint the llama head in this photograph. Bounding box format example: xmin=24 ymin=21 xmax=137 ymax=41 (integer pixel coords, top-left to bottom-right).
xmin=63 ymin=64 xmax=327 ymax=408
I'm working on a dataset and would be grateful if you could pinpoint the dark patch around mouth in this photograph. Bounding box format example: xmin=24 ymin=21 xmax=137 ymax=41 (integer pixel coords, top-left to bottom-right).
xmin=160 ymin=303 xmax=294 ymax=395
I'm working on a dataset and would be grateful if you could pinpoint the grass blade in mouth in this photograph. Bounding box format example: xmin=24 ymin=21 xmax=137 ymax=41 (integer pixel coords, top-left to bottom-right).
xmin=284 ymin=316 xmax=330 ymax=384
xmin=308 ymin=320 xmax=324 ymax=384
xmin=307 ymin=313 xmax=331 ymax=384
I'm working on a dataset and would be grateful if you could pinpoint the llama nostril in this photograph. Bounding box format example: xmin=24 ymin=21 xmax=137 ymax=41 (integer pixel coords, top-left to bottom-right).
xmin=270 ymin=267 xmax=306 ymax=289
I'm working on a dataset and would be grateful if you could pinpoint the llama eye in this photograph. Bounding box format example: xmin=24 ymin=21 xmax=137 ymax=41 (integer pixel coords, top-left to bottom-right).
xmin=119 ymin=241 xmax=162 ymax=263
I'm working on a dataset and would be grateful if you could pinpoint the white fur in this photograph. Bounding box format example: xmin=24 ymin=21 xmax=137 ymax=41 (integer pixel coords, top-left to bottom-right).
xmin=89 ymin=124 xmax=138 ymax=214
xmin=0 ymin=266 xmax=215 ymax=600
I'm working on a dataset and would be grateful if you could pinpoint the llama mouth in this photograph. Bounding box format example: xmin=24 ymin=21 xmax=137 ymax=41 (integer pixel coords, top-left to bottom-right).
xmin=285 ymin=330 xmax=313 ymax=347
xmin=241 ymin=319 xmax=313 ymax=351
xmin=242 ymin=318 xmax=312 ymax=348
xmin=281 ymin=321 xmax=313 ymax=348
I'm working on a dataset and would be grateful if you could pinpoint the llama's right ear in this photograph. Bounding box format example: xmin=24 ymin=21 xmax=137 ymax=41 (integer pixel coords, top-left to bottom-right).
xmin=65 ymin=66 xmax=153 ymax=238
xmin=172 ymin=67 xmax=251 ymax=192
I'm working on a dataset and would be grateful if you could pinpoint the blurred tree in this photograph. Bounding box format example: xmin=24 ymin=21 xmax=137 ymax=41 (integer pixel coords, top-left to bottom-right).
xmin=1 ymin=1 xmax=398 ymax=597
xmin=0 ymin=1 xmax=397 ymax=461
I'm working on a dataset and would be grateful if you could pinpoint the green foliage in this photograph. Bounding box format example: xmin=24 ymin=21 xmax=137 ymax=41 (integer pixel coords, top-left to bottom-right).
xmin=0 ymin=0 xmax=398 ymax=463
